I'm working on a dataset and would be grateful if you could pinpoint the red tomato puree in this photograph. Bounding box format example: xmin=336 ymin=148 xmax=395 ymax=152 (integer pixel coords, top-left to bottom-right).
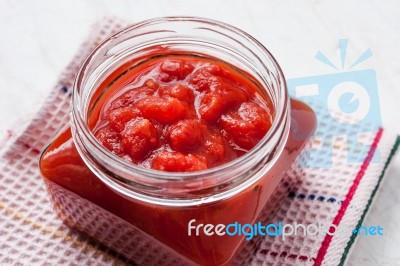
xmin=92 ymin=55 xmax=274 ymax=171
xmin=39 ymin=52 xmax=316 ymax=265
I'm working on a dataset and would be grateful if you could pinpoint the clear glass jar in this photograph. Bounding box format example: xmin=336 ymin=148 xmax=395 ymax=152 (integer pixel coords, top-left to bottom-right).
xmin=39 ymin=17 xmax=316 ymax=265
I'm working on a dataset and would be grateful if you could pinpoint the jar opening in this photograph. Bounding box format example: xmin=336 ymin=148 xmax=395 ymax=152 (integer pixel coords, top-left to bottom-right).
xmin=71 ymin=16 xmax=289 ymax=205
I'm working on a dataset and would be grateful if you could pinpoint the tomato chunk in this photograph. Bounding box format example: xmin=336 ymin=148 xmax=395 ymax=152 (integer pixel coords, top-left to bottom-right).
xmin=95 ymin=126 xmax=124 ymax=156
xmin=135 ymin=96 xmax=187 ymax=124
xmin=189 ymin=67 xmax=221 ymax=92
xmin=109 ymin=86 xmax=155 ymax=111
xmin=121 ymin=119 xmax=158 ymax=160
xmin=199 ymin=85 xmax=249 ymax=123
xmin=219 ymin=102 xmax=273 ymax=150
xmin=168 ymin=120 xmax=203 ymax=152
xmin=106 ymin=107 xmax=140 ymax=132
xmin=202 ymin=129 xmax=237 ymax=165
xmin=159 ymin=84 xmax=195 ymax=104
xmin=152 ymin=151 xmax=207 ymax=172
xmin=159 ymin=60 xmax=194 ymax=82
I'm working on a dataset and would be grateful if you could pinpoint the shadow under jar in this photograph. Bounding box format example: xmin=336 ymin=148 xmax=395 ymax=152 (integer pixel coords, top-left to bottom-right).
xmin=39 ymin=17 xmax=316 ymax=266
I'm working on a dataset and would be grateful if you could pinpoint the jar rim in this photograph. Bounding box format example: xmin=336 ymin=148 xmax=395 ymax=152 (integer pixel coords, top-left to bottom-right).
xmin=71 ymin=16 xmax=289 ymax=203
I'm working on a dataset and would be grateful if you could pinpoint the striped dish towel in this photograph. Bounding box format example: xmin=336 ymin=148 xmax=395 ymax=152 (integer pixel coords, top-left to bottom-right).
xmin=0 ymin=18 xmax=398 ymax=266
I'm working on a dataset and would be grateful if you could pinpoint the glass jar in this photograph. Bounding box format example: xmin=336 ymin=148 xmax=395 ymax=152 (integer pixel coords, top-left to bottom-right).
xmin=39 ymin=17 xmax=316 ymax=265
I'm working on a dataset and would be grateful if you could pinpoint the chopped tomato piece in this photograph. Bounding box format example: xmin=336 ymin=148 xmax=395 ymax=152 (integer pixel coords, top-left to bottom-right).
xmin=152 ymin=151 xmax=207 ymax=172
xmin=219 ymin=102 xmax=272 ymax=150
xmin=121 ymin=119 xmax=158 ymax=160
xmin=106 ymin=107 xmax=140 ymax=132
xmin=159 ymin=59 xmax=194 ymax=82
xmin=168 ymin=120 xmax=203 ymax=152
xmin=135 ymin=96 xmax=187 ymax=124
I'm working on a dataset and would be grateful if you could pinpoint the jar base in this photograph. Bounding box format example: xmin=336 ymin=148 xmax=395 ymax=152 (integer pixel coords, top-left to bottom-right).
xmin=40 ymin=98 xmax=316 ymax=265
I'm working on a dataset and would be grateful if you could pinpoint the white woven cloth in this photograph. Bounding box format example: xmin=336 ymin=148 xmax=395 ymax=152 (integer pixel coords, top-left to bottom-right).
xmin=0 ymin=18 xmax=399 ymax=266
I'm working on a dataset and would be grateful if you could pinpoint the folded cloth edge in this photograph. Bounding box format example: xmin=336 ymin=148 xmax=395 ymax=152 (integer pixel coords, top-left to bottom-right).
xmin=340 ymin=135 xmax=400 ymax=265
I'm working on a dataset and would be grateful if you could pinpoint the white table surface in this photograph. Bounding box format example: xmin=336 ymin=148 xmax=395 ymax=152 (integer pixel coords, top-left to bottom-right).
xmin=0 ymin=1 xmax=399 ymax=265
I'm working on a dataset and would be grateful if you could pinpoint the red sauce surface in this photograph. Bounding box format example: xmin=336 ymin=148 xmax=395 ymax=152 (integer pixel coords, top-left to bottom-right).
xmin=92 ymin=55 xmax=274 ymax=172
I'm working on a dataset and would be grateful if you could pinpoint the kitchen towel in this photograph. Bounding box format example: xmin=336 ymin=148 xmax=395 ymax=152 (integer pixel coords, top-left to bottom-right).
xmin=0 ymin=18 xmax=399 ymax=266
